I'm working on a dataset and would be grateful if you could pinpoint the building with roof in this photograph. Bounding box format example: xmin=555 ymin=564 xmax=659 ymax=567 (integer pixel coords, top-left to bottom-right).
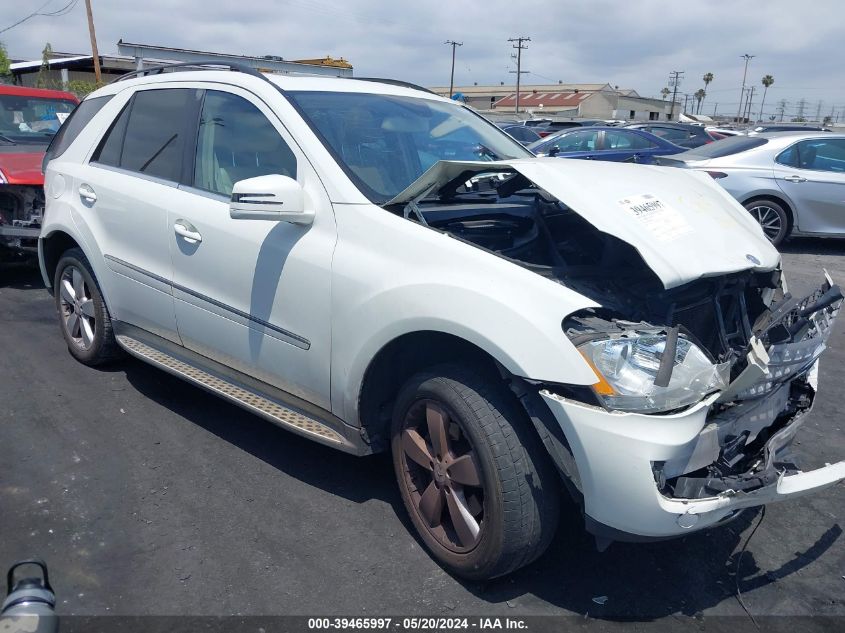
xmin=8 ymin=41 xmax=353 ymax=90
xmin=430 ymin=82 xmax=680 ymax=121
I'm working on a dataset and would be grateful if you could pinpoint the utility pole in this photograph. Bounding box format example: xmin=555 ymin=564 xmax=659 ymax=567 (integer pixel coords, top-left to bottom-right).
xmin=84 ymin=0 xmax=102 ymax=84
xmin=797 ymin=98 xmax=807 ymax=120
xmin=668 ymin=70 xmax=683 ymax=120
xmin=745 ymin=86 xmax=755 ymax=122
xmin=508 ymin=37 xmax=530 ymax=114
xmin=815 ymin=100 xmax=823 ymax=122
xmin=713 ymin=102 xmax=718 ymax=116
xmin=444 ymin=40 xmax=462 ymax=99
xmin=736 ymin=54 xmax=754 ymax=123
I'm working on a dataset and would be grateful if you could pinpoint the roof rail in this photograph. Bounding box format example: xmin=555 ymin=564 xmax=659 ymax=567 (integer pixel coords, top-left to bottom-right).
xmin=351 ymin=77 xmax=437 ymax=95
xmin=113 ymin=61 xmax=271 ymax=84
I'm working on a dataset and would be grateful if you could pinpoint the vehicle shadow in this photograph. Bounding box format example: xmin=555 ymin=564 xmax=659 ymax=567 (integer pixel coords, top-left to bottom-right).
xmin=462 ymin=501 xmax=841 ymax=618
xmin=119 ymin=355 xmax=399 ymax=506
xmin=781 ymin=237 xmax=845 ymax=256
xmin=117 ymin=354 xmax=841 ymax=619
xmin=0 ymin=262 xmax=44 ymax=289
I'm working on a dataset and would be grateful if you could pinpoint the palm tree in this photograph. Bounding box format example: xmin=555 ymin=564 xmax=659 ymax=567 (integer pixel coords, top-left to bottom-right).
xmin=660 ymin=87 xmax=670 ymax=100
xmin=694 ymin=89 xmax=706 ymax=114
xmin=701 ymin=72 xmax=714 ymax=111
xmin=759 ymin=75 xmax=774 ymax=123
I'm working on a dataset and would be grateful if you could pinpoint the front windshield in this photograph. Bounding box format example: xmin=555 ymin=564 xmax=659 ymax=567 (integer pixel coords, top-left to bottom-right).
xmin=286 ymin=90 xmax=532 ymax=203
xmin=0 ymin=94 xmax=77 ymax=143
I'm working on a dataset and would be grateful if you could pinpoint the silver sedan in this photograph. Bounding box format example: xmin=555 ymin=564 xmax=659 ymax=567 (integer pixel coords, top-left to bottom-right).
xmin=659 ymin=132 xmax=845 ymax=245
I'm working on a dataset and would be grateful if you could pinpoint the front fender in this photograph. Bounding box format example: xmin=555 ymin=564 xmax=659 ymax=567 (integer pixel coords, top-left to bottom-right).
xmin=331 ymin=282 xmax=600 ymax=424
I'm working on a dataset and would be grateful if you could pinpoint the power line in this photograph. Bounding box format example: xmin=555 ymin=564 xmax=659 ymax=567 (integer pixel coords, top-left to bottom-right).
xmin=0 ymin=0 xmax=80 ymax=35
xmin=507 ymin=36 xmax=530 ymax=114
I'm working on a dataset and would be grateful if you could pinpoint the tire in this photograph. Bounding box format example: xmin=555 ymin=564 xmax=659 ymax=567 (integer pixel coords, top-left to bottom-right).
xmin=53 ymin=248 xmax=121 ymax=366
xmin=743 ymin=198 xmax=790 ymax=246
xmin=391 ymin=364 xmax=560 ymax=580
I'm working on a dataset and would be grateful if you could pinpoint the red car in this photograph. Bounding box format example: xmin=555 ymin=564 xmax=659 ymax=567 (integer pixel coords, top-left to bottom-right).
xmin=0 ymin=84 xmax=78 ymax=261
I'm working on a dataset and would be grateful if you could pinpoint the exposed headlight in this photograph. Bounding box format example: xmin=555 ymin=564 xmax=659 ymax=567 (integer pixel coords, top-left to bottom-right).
xmin=578 ymin=334 xmax=729 ymax=414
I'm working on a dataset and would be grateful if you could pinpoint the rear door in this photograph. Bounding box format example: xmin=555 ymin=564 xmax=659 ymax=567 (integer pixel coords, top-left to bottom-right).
xmin=774 ymin=138 xmax=845 ymax=234
xmin=85 ymin=87 xmax=200 ymax=343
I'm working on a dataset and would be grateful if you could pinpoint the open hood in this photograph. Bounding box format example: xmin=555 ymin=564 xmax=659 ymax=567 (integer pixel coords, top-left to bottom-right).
xmin=386 ymin=158 xmax=780 ymax=289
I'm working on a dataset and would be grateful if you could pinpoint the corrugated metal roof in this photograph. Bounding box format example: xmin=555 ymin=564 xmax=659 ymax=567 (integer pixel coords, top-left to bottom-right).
xmin=493 ymin=91 xmax=593 ymax=108
xmin=9 ymin=56 xmax=91 ymax=71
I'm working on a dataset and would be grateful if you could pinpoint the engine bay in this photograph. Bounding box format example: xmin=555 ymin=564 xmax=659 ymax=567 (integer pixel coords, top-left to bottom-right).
xmin=391 ymin=172 xmax=782 ymax=367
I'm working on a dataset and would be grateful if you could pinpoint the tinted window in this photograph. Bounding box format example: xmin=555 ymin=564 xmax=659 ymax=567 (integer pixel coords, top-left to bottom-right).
xmin=646 ymin=126 xmax=689 ymax=141
xmin=775 ymin=144 xmax=799 ymax=167
xmin=792 ymin=139 xmax=845 ymax=172
xmin=504 ymin=125 xmax=540 ymax=143
xmin=93 ymin=101 xmax=131 ymax=167
xmin=604 ymin=130 xmax=656 ymax=150
xmin=682 ymin=136 xmax=768 ymax=159
xmin=193 ymin=91 xmax=296 ymax=197
xmin=43 ymin=95 xmax=111 ymax=169
xmin=123 ymin=89 xmax=193 ymax=181
xmin=93 ymin=89 xmax=193 ymax=182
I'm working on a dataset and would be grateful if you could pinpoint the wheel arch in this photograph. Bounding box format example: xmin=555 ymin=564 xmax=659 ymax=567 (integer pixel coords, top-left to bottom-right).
xmin=355 ymin=329 xmax=584 ymax=495
xmin=39 ymin=229 xmax=84 ymax=294
xmin=357 ymin=330 xmax=506 ymax=451
xmin=740 ymin=193 xmax=796 ymax=235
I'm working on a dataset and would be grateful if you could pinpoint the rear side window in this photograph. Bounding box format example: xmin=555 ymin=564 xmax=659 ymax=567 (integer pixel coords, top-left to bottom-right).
xmin=43 ymin=95 xmax=112 ymax=170
xmin=93 ymin=88 xmax=194 ymax=182
xmin=682 ymin=136 xmax=768 ymax=159
xmin=647 ymin=126 xmax=689 ymax=141
xmin=604 ymin=130 xmax=656 ymax=150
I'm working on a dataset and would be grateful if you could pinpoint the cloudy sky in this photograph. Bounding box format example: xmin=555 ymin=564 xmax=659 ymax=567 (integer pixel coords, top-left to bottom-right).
xmin=4 ymin=0 xmax=844 ymax=120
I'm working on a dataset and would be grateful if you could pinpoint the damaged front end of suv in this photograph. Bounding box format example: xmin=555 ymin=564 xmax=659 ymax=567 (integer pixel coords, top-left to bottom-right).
xmin=387 ymin=157 xmax=845 ymax=543
xmin=0 ymin=178 xmax=45 ymax=263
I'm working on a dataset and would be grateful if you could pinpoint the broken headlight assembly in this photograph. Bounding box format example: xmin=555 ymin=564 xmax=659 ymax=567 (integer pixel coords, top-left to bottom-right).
xmin=578 ymin=333 xmax=729 ymax=414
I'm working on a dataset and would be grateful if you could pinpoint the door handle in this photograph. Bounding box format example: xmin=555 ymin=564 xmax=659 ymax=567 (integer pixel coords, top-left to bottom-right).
xmin=782 ymin=175 xmax=807 ymax=183
xmin=174 ymin=220 xmax=202 ymax=244
xmin=78 ymin=183 xmax=97 ymax=203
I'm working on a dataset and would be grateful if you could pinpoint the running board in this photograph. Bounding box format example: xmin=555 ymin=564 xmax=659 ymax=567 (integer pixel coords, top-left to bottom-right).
xmin=116 ymin=334 xmax=349 ymax=449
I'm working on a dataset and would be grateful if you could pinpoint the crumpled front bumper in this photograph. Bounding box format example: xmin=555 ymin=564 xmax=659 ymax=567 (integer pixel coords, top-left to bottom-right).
xmin=541 ymin=277 xmax=844 ymax=540
xmin=541 ymin=384 xmax=845 ymax=538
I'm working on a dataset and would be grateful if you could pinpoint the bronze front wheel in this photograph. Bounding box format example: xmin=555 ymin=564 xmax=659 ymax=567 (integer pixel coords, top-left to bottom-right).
xmin=399 ymin=398 xmax=485 ymax=553
xmin=391 ymin=364 xmax=560 ymax=580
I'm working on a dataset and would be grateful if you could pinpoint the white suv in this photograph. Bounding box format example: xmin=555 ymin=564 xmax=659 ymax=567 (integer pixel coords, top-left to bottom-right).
xmin=39 ymin=64 xmax=844 ymax=579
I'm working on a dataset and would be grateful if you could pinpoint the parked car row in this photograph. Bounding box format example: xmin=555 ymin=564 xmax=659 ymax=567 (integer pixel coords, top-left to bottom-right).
xmin=491 ymin=113 xmax=844 ymax=246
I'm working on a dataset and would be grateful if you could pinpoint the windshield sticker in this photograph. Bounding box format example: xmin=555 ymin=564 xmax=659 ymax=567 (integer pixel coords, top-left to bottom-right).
xmin=55 ymin=112 xmax=70 ymax=124
xmin=618 ymin=194 xmax=693 ymax=242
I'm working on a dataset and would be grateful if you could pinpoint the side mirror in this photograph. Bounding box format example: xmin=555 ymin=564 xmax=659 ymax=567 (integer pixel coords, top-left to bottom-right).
xmin=229 ymin=175 xmax=315 ymax=224
xmin=548 ymin=146 xmax=560 ymax=157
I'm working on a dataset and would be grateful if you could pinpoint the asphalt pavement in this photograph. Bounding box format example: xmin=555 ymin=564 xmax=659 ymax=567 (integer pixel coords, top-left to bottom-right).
xmin=1 ymin=239 xmax=843 ymax=621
